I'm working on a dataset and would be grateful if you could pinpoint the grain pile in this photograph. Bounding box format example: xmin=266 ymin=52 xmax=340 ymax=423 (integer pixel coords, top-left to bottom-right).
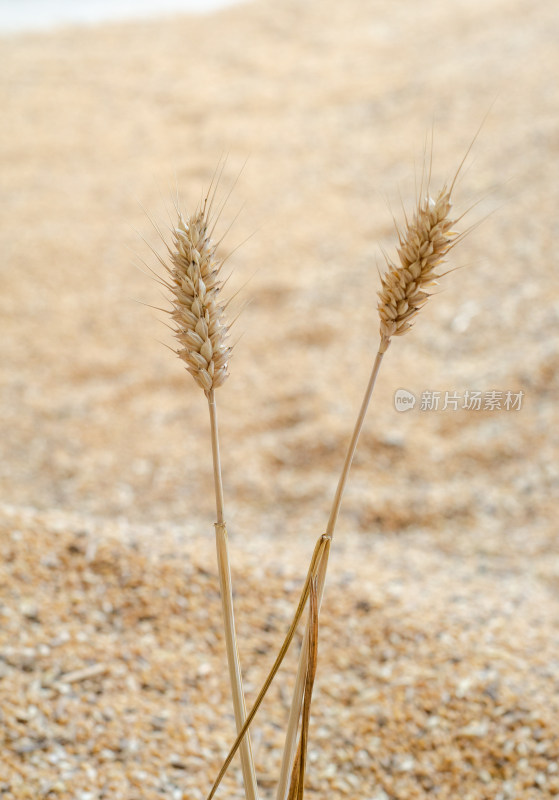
xmin=1 ymin=0 xmax=559 ymax=797
xmin=2 ymin=505 xmax=559 ymax=799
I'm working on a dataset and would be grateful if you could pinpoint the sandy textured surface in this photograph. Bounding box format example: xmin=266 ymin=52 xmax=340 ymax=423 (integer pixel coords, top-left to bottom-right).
xmin=1 ymin=0 xmax=559 ymax=797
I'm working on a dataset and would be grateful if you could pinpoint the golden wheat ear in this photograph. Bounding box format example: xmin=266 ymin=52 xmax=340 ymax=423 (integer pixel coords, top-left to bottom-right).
xmin=377 ymin=186 xmax=457 ymax=353
xmin=377 ymin=114 xmax=490 ymax=355
xmin=164 ymin=197 xmax=232 ymax=393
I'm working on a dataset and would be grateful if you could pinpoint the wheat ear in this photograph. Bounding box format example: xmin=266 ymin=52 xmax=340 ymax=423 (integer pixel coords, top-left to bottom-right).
xmin=377 ymin=184 xmax=458 ymax=353
xmin=164 ymin=190 xmax=259 ymax=800
xmin=275 ymin=174 xmax=462 ymax=800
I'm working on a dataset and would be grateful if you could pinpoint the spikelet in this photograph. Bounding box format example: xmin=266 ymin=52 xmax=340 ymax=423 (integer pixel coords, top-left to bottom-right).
xmin=378 ymin=187 xmax=457 ymax=353
xmin=167 ymin=203 xmax=231 ymax=392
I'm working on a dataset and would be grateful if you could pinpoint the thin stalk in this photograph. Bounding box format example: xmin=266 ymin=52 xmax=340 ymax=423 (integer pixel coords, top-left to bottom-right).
xmin=275 ymin=348 xmax=385 ymax=800
xmin=207 ymin=390 xmax=259 ymax=800
xmin=326 ymin=347 xmax=385 ymax=538
xmin=286 ymin=576 xmax=320 ymax=800
xmin=208 ymin=389 xmax=226 ymax=526
xmin=205 ymin=533 xmax=330 ymax=800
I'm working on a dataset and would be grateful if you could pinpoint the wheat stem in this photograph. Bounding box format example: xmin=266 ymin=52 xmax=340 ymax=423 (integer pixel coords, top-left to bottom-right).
xmin=286 ymin=576 xmax=320 ymax=800
xmin=276 ymin=165 xmax=467 ymax=797
xmin=275 ymin=351 xmax=385 ymax=800
xmin=161 ymin=181 xmax=256 ymax=797
xmin=208 ymin=390 xmax=225 ymax=524
xmin=205 ymin=533 xmax=330 ymax=800
xmin=208 ymin=392 xmax=259 ymax=800
xmin=326 ymin=349 xmax=385 ymax=537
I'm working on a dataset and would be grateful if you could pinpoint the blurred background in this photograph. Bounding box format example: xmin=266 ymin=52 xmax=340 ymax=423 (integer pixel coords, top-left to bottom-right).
xmin=1 ymin=0 xmax=557 ymax=546
xmin=1 ymin=0 xmax=559 ymax=797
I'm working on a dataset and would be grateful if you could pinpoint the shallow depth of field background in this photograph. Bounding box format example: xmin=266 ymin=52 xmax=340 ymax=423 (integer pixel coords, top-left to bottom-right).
xmin=1 ymin=0 xmax=559 ymax=798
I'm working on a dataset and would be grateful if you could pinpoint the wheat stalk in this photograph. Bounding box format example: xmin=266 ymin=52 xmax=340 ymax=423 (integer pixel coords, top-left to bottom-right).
xmin=205 ymin=533 xmax=330 ymax=800
xmin=163 ymin=187 xmax=259 ymax=800
xmin=275 ymin=164 xmax=466 ymax=800
xmin=286 ymin=576 xmax=320 ymax=800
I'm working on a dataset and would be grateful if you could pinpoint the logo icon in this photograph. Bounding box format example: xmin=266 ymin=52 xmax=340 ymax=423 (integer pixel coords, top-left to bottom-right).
xmin=394 ymin=388 xmax=416 ymax=412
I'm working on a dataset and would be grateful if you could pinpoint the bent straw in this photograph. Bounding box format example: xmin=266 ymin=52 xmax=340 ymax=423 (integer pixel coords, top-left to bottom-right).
xmin=205 ymin=533 xmax=330 ymax=800
xmin=286 ymin=576 xmax=320 ymax=800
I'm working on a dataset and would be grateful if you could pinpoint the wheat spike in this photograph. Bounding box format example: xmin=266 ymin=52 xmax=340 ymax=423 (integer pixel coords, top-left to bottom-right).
xmin=167 ymin=201 xmax=231 ymax=392
xmin=163 ymin=186 xmax=260 ymax=798
xmin=378 ymin=186 xmax=457 ymax=353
